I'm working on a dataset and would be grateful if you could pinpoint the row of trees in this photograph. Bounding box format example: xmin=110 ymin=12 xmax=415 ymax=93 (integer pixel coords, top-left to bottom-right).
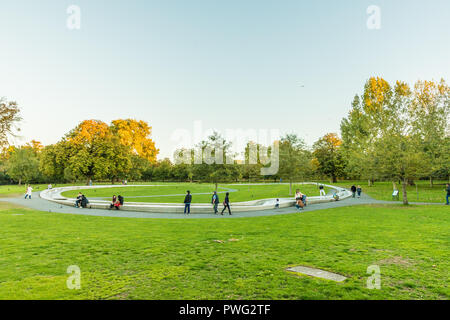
xmin=1 ymin=77 xmax=448 ymax=204
xmin=0 ymin=119 xmax=159 ymax=185
xmin=340 ymin=78 xmax=449 ymax=204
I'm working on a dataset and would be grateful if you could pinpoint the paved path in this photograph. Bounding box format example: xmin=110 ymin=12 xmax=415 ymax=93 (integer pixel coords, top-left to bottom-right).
xmin=0 ymin=192 xmax=444 ymax=220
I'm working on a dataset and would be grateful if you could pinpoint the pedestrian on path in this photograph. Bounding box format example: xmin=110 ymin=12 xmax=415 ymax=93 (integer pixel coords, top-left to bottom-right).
xmin=211 ymin=191 xmax=220 ymax=214
xmin=446 ymin=183 xmax=450 ymax=205
xmin=319 ymin=184 xmax=326 ymax=196
xmin=351 ymin=185 xmax=357 ymax=198
xmin=221 ymin=192 xmax=231 ymax=215
xmin=357 ymin=185 xmax=362 ymax=198
xmin=184 ymin=190 xmax=192 ymax=215
xmin=24 ymin=185 xmax=33 ymax=199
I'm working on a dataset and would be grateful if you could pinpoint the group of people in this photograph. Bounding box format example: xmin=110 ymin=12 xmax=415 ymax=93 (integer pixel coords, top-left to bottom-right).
xmin=109 ymin=195 xmax=125 ymax=210
xmin=183 ymin=190 xmax=231 ymax=215
xmin=350 ymin=185 xmax=363 ymax=198
xmin=74 ymin=192 xmax=89 ymax=208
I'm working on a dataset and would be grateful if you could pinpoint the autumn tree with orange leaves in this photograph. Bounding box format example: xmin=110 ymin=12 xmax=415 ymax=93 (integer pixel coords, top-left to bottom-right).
xmin=312 ymin=133 xmax=345 ymax=183
xmin=40 ymin=119 xmax=158 ymax=184
xmin=110 ymin=119 xmax=159 ymax=163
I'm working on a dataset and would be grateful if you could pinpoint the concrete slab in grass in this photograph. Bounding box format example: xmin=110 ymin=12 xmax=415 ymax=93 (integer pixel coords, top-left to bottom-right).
xmin=287 ymin=266 xmax=347 ymax=282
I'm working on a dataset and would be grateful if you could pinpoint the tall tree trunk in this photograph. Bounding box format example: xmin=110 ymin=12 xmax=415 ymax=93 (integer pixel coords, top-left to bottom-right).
xmin=429 ymin=176 xmax=433 ymax=187
xmin=215 ymin=182 xmax=218 ymax=191
xmin=289 ymin=178 xmax=292 ymax=196
xmin=392 ymin=181 xmax=397 ymax=190
xmin=402 ymin=178 xmax=409 ymax=205
xmin=332 ymin=175 xmax=337 ymax=183
xmin=18 ymin=178 xmax=21 ymax=186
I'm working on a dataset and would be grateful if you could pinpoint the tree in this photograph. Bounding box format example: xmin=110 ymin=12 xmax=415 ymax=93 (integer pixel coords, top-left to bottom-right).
xmin=312 ymin=133 xmax=345 ymax=183
xmin=278 ymin=134 xmax=312 ymax=195
xmin=242 ymin=141 xmax=264 ymax=182
xmin=110 ymin=119 xmax=159 ymax=163
xmin=340 ymin=95 xmax=379 ymax=184
xmin=0 ymin=97 xmax=21 ymax=149
xmin=6 ymin=147 xmax=40 ymax=185
xmin=193 ymin=131 xmax=236 ymax=189
xmin=341 ymin=77 xmax=433 ymax=205
xmin=62 ymin=120 xmax=133 ymax=183
xmin=409 ymin=79 xmax=450 ymax=186
xmin=153 ymin=158 xmax=173 ymax=181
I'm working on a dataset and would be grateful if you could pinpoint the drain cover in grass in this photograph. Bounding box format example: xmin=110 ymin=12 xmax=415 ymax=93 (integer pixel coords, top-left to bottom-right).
xmin=287 ymin=266 xmax=347 ymax=282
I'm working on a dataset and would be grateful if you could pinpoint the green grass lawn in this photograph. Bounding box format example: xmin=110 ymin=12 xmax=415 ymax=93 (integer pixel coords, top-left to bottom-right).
xmin=0 ymin=201 xmax=448 ymax=300
xmin=61 ymin=183 xmax=331 ymax=203
xmin=318 ymin=180 xmax=449 ymax=204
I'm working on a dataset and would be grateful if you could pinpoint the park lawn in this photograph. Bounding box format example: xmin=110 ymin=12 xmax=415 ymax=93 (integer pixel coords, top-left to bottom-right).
xmin=320 ymin=180 xmax=449 ymax=204
xmin=0 ymin=182 xmax=173 ymax=198
xmin=61 ymin=183 xmax=330 ymax=203
xmin=0 ymin=184 xmax=51 ymax=198
xmin=0 ymin=201 xmax=448 ymax=300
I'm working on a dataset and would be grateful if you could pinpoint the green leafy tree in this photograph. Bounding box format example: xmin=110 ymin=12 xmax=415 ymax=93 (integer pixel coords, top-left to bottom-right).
xmin=278 ymin=134 xmax=312 ymax=195
xmin=408 ymin=79 xmax=450 ymax=186
xmin=6 ymin=147 xmax=40 ymax=185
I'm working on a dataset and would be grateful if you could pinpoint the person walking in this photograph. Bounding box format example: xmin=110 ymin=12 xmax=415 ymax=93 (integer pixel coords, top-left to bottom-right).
xmin=184 ymin=190 xmax=192 ymax=215
xmin=211 ymin=191 xmax=220 ymax=214
xmin=319 ymin=184 xmax=326 ymax=196
xmin=446 ymin=183 xmax=450 ymax=205
xmin=24 ymin=185 xmax=33 ymax=199
xmin=351 ymin=185 xmax=357 ymax=198
xmin=221 ymin=192 xmax=231 ymax=215
xmin=357 ymin=185 xmax=362 ymax=198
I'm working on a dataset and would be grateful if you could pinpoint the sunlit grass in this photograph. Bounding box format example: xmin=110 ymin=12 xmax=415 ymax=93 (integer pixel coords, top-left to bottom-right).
xmin=0 ymin=202 xmax=448 ymax=300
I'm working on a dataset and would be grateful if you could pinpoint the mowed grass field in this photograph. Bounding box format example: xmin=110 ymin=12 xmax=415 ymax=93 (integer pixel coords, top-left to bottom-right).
xmin=322 ymin=180 xmax=449 ymax=204
xmin=0 ymin=201 xmax=448 ymax=300
xmin=1 ymin=180 xmax=448 ymax=203
xmin=61 ymin=183 xmax=331 ymax=203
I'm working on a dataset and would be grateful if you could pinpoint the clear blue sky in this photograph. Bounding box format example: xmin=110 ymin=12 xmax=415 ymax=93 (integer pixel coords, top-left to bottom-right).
xmin=1 ymin=0 xmax=449 ymax=159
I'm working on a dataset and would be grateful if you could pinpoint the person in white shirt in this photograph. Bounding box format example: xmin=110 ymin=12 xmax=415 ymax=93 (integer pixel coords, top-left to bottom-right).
xmin=319 ymin=185 xmax=326 ymax=196
xmin=25 ymin=185 xmax=33 ymax=199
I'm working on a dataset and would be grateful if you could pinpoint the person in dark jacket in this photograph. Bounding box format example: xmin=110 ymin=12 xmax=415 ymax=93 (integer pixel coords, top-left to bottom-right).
xmin=221 ymin=192 xmax=231 ymax=215
xmin=184 ymin=190 xmax=192 ymax=215
xmin=118 ymin=195 xmax=124 ymax=206
xmin=109 ymin=195 xmax=117 ymax=209
xmin=446 ymin=183 xmax=450 ymax=205
xmin=351 ymin=185 xmax=357 ymax=198
xmin=211 ymin=191 xmax=220 ymax=214
xmin=75 ymin=192 xmax=83 ymax=208
xmin=80 ymin=195 xmax=89 ymax=208
xmin=357 ymin=185 xmax=362 ymax=198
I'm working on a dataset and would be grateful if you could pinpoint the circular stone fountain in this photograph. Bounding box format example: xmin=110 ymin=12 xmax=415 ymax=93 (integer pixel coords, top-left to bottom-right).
xmin=39 ymin=183 xmax=352 ymax=214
